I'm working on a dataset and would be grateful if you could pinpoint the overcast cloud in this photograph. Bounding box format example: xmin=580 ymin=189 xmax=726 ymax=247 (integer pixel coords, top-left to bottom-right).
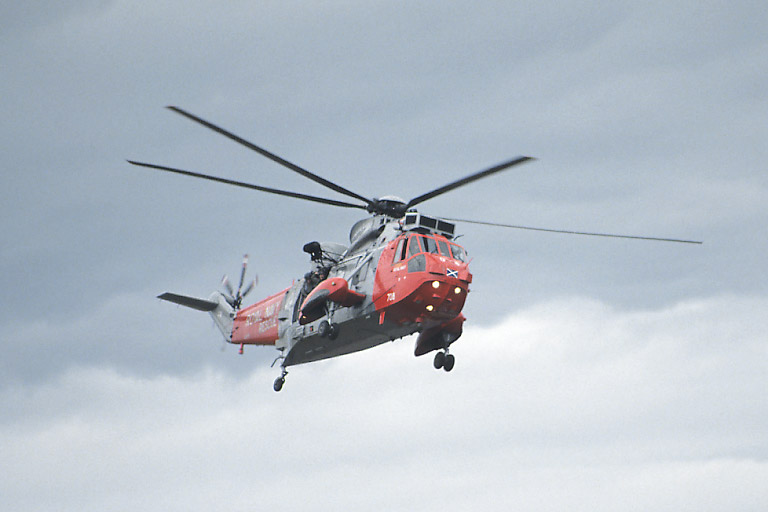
xmin=1 ymin=1 xmax=766 ymax=510
xmin=3 ymin=296 xmax=766 ymax=511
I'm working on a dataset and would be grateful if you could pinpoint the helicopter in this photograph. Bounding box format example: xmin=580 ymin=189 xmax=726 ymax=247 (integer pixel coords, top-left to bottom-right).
xmin=129 ymin=106 xmax=701 ymax=392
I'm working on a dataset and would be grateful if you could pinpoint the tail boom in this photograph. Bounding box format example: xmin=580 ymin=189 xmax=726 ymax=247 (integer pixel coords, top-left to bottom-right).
xmin=231 ymin=288 xmax=289 ymax=346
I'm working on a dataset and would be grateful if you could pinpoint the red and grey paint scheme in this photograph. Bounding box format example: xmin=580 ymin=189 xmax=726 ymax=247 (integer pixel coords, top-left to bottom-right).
xmin=137 ymin=106 xmax=698 ymax=391
xmin=163 ymin=213 xmax=472 ymax=373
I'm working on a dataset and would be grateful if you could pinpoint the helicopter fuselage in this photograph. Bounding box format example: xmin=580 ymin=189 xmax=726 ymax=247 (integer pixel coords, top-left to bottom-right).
xmin=136 ymin=106 xmax=698 ymax=391
xmin=227 ymin=213 xmax=472 ymax=367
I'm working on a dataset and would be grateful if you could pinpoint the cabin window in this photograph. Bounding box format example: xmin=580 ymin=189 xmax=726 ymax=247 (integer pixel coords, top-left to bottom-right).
xmin=352 ymin=259 xmax=371 ymax=285
xmin=292 ymin=286 xmax=305 ymax=322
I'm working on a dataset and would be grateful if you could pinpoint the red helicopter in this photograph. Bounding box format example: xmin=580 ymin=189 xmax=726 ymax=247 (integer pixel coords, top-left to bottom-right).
xmin=129 ymin=107 xmax=701 ymax=391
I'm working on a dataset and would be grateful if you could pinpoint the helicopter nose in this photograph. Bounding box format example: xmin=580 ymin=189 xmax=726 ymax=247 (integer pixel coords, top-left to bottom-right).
xmin=417 ymin=277 xmax=467 ymax=318
xmin=425 ymin=253 xmax=471 ymax=284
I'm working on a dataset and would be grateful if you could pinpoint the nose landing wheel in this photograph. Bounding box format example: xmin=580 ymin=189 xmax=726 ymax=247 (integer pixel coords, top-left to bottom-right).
xmin=433 ymin=350 xmax=455 ymax=372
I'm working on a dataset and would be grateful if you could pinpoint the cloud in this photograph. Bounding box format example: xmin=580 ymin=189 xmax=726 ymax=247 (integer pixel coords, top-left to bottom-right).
xmin=2 ymin=295 xmax=765 ymax=511
xmin=2 ymin=2 xmax=767 ymax=508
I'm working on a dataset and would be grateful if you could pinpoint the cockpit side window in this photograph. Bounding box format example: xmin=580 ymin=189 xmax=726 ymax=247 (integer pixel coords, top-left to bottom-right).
xmin=422 ymin=236 xmax=439 ymax=254
xmin=397 ymin=235 xmax=464 ymax=263
xmin=408 ymin=235 xmax=422 ymax=257
xmin=450 ymin=243 xmax=467 ymax=262
xmin=437 ymin=239 xmax=451 ymax=257
xmin=393 ymin=238 xmax=406 ymax=263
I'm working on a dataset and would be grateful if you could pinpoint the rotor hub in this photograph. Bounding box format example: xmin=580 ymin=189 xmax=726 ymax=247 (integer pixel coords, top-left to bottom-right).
xmin=368 ymin=195 xmax=409 ymax=218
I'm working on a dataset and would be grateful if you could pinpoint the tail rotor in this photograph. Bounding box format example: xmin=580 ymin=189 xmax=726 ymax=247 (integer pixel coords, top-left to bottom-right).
xmin=221 ymin=254 xmax=258 ymax=310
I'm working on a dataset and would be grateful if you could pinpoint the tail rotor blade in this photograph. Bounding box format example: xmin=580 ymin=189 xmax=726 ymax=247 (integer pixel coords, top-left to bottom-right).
xmin=238 ymin=254 xmax=248 ymax=294
xmin=220 ymin=255 xmax=257 ymax=311
xmin=221 ymin=275 xmax=235 ymax=297
xmin=241 ymin=278 xmax=256 ymax=298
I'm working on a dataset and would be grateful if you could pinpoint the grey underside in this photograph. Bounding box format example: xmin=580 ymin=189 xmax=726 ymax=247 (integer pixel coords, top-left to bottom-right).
xmin=282 ymin=314 xmax=419 ymax=367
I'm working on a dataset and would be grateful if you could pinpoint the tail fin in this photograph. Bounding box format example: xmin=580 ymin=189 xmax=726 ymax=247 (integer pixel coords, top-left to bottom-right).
xmin=158 ymin=292 xmax=218 ymax=311
xmin=158 ymin=291 xmax=234 ymax=342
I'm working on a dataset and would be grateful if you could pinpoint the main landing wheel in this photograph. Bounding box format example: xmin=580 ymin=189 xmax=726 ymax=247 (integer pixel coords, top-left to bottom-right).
xmin=433 ymin=351 xmax=445 ymax=369
xmin=443 ymin=353 xmax=455 ymax=372
xmin=319 ymin=320 xmax=330 ymax=337
xmin=319 ymin=321 xmax=340 ymax=340
xmin=433 ymin=351 xmax=455 ymax=372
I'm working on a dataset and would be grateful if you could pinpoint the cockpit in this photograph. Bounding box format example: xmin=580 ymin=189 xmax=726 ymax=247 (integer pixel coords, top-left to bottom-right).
xmin=393 ymin=233 xmax=467 ymax=265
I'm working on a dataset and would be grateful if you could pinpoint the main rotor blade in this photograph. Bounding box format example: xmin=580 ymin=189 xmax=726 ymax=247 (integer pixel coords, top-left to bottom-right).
xmin=442 ymin=217 xmax=703 ymax=244
xmin=166 ymin=106 xmax=373 ymax=207
xmin=127 ymin=160 xmax=368 ymax=210
xmin=407 ymin=156 xmax=535 ymax=209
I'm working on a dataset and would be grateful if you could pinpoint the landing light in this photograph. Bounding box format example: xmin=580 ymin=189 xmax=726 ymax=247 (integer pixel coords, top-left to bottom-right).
xmin=454 ymin=287 xmax=462 ymax=295
xmin=432 ymin=281 xmax=440 ymax=289
xmin=426 ymin=305 xmax=434 ymax=312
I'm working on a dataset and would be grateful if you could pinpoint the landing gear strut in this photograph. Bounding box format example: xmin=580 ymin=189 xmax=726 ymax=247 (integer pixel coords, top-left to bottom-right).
xmin=318 ymin=320 xmax=339 ymax=340
xmin=273 ymin=367 xmax=288 ymax=392
xmin=433 ymin=350 xmax=455 ymax=372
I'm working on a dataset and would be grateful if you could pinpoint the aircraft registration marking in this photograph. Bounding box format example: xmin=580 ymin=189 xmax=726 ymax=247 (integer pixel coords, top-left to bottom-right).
xmin=246 ymin=302 xmax=278 ymax=326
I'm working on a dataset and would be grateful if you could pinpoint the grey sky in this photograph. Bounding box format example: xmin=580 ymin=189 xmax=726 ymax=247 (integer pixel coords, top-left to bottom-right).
xmin=1 ymin=1 xmax=766 ymax=510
